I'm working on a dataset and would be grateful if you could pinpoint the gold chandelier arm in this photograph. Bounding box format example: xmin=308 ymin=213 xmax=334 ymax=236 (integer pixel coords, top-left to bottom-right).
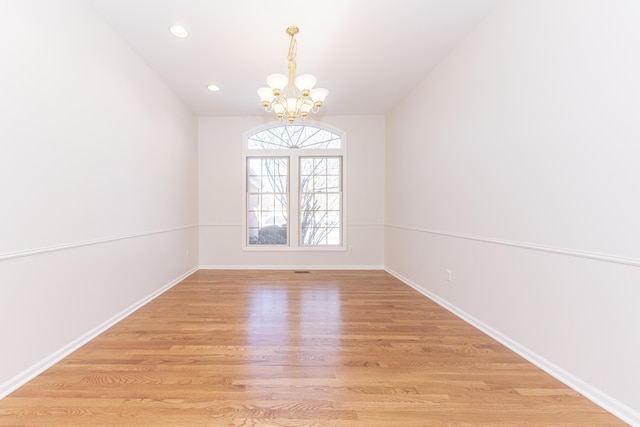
xmin=310 ymin=102 xmax=321 ymax=114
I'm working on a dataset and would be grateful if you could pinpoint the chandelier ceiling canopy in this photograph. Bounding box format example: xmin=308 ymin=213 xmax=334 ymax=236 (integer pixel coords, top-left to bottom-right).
xmin=257 ymin=26 xmax=329 ymax=124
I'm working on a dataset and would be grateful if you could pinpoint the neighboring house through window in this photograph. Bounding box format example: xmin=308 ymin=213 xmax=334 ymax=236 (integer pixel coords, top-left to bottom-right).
xmin=244 ymin=124 xmax=345 ymax=249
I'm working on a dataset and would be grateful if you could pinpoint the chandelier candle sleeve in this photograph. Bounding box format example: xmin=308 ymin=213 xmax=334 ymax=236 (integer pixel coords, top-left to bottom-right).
xmin=257 ymin=26 xmax=329 ymax=124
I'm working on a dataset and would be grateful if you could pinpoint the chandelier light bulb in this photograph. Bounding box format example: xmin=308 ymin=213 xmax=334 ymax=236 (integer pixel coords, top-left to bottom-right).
xmin=266 ymin=74 xmax=288 ymax=95
xmin=273 ymin=102 xmax=286 ymax=117
xmin=300 ymin=102 xmax=313 ymax=119
xmin=310 ymin=88 xmax=329 ymax=107
xmin=257 ymin=87 xmax=273 ymax=106
xmin=286 ymin=98 xmax=298 ymax=114
xmin=301 ymin=101 xmax=312 ymax=112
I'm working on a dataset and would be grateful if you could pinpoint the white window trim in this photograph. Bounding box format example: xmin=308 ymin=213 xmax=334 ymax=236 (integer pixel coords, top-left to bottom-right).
xmin=242 ymin=122 xmax=347 ymax=252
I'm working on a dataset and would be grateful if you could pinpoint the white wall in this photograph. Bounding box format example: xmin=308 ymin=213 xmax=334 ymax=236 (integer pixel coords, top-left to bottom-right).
xmin=3 ymin=0 xmax=637 ymax=422
xmin=385 ymin=0 xmax=640 ymax=423
xmin=199 ymin=115 xmax=385 ymax=268
xmin=0 ymin=0 xmax=199 ymax=397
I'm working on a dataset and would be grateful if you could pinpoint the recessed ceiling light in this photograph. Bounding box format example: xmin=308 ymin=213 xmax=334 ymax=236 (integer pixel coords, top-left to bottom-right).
xmin=169 ymin=24 xmax=188 ymax=39
xmin=207 ymin=84 xmax=220 ymax=92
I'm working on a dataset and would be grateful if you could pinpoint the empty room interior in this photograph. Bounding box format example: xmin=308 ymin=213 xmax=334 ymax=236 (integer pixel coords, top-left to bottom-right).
xmin=1 ymin=0 xmax=639 ymax=425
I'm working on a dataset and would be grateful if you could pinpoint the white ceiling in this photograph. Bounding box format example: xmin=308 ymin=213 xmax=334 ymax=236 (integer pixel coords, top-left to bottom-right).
xmin=87 ymin=0 xmax=498 ymax=117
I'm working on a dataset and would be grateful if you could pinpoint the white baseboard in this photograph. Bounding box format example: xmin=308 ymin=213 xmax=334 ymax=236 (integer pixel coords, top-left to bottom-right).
xmin=384 ymin=267 xmax=639 ymax=426
xmin=0 ymin=267 xmax=198 ymax=400
xmin=198 ymin=264 xmax=385 ymax=270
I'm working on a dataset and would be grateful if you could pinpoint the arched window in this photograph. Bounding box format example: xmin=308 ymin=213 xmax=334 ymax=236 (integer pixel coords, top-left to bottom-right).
xmin=244 ymin=124 xmax=345 ymax=249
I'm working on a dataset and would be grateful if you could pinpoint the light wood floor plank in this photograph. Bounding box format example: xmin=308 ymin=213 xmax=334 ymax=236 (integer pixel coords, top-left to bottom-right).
xmin=0 ymin=270 xmax=626 ymax=426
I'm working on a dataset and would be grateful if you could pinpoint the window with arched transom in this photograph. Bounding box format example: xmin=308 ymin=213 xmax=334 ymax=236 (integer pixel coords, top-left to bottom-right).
xmin=244 ymin=124 xmax=345 ymax=249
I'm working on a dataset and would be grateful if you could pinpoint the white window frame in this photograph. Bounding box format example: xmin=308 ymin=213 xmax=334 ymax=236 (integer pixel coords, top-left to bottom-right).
xmin=242 ymin=123 xmax=347 ymax=251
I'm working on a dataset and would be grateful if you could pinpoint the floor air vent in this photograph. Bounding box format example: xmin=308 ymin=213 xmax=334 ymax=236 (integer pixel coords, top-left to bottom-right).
xmin=294 ymin=270 xmax=311 ymax=274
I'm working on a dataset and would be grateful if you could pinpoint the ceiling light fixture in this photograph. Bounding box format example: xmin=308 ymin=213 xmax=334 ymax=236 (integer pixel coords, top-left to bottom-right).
xmin=257 ymin=26 xmax=329 ymax=124
xmin=169 ymin=24 xmax=188 ymax=39
xmin=207 ymin=84 xmax=220 ymax=92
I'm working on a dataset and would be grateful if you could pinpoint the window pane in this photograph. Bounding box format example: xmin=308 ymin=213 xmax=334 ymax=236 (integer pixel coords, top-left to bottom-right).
xmin=313 ymin=176 xmax=326 ymax=192
xmin=274 ymin=200 xmax=286 ymax=212
xmin=327 ymin=158 xmax=340 ymax=175
xmin=314 ymin=158 xmax=327 ymax=173
xmin=315 ymin=194 xmax=327 ymax=210
xmin=327 ymin=228 xmax=341 ymax=245
xmin=261 ymin=194 xmax=274 ymax=209
xmin=299 ymin=156 xmax=342 ymax=246
xmin=275 ymin=175 xmax=288 ymax=191
xmin=248 ymin=176 xmax=260 ymax=192
xmin=277 ymin=160 xmax=289 ymax=176
xmin=248 ymin=126 xmax=342 ymax=150
xmin=300 ymin=176 xmax=313 ymax=193
xmin=327 ymin=211 xmax=340 ymax=225
xmin=248 ymin=194 xmax=260 ymax=211
xmin=260 ymin=215 xmax=275 ymax=227
xmin=301 ymin=159 xmax=313 ymax=175
xmin=248 ymin=159 xmax=262 ymax=176
xmin=314 ymin=211 xmax=327 ymax=225
xmin=247 ymin=156 xmax=288 ymax=246
xmin=326 ymin=176 xmax=340 ymax=192
xmin=300 ymin=193 xmax=313 ymax=210
xmin=327 ymin=194 xmax=341 ymax=210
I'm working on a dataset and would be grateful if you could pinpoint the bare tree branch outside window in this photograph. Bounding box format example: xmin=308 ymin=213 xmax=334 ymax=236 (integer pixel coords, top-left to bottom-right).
xmin=247 ymin=157 xmax=288 ymax=245
xmin=300 ymin=157 xmax=341 ymax=246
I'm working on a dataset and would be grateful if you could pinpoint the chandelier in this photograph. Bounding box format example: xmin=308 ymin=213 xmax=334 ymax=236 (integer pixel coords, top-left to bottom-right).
xmin=257 ymin=26 xmax=329 ymax=124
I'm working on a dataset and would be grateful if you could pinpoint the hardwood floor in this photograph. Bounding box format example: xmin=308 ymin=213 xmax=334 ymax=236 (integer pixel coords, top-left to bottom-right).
xmin=0 ymin=270 xmax=626 ymax=426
